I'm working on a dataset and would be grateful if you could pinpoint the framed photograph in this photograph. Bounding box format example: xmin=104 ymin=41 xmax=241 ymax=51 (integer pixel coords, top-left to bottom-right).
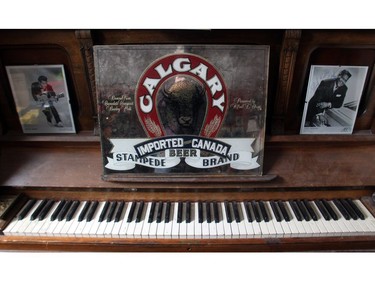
xmin=6 ymin=65 xmax=76 ymax=134
xmin=95 ymin=45 xmax=269 ymax=182
xmin=300 ymin=65 xmax=368 ymax=134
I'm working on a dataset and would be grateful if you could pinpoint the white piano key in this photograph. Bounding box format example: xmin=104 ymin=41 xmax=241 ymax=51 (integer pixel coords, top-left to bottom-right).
xmin=134 ymin=202 xmax=147 ymax=238
xmin=207 ymin=203 xmax=218 ymax=239
xmin=126 ymin=202 xmax=140 ymax=238
xmin=239 ymin=202 xmax=255 ymax=238
xmin=110 ymin=202 xmax=128 ymax=238
xmin=234 ymin=202 xmax=248 ymax=238
xmin=201 ymin=203 xmax=210 ymax=239
xmin=88 ymin=201 xmax=107 ymax=237
xmin=336 ymin=202 xmax=368 ymax=235
xmin=140 ymin=202 xmax=153 ymax=238
xmin=284 ymin=202 xmax=307 ymax=237
xmin=23 ymin=215 xmax=41 ymax=236
xmin=56 ymin=202 xmax=83 ymax=237
xmin=270 ymin=202 xmax=292 ymax=237
xmin=117 ymin=202 xmax=134 ymax=238
xmin=303 ymin=202 xmax=322 ymax=237
xmin=148 ymin=202 xmax=159 ymax=238
xmin=179 ymin=203 xmax=188 ymax=239
xmin=162 ymin=202 xmax=172 ymax=238
xmin=247 ymin=203 xmax=262 ymax=238
xmin=171 ymin=202 xmax=179 ymax=238
xmin=220 ymin=202 xmax=232 ymax=238
xmin=71 ymin=201 xmax=92 ymax=237
xmin=16 ymin=200 xmax=44 ymax=236
xmin=324 ymin=202 xmax=347 ymax=235
xmin=67 ymin=202 xmax=89 ymax=237
xmin=156 ymin=202 xmax=166 ymax=238
xmin=95 ymin=203 xmax=113 ymax=237
xmin=265 ymin=201 xmax=284 ymax=237
xmin=81 ymin=202 xmax=105 ymax=237
xmin=309 ymin=201 xmax=330 ymax=236
xmin=3 ymin=200 xmax=35 ymax=235
xmin=193 ymin=202 xmax=202 ymax=239
xmin=3 ymin=217 xmax=20 ymax=235
xmin=186 ymin=203 xmax=195 ymax=239
xmin=325 ymin=200 xmax=352 ymax=236
xmin=275 ymin=201 xmax=296 ymax=237
xmin=353 ymin=200 xmax=375 ymax=233
xmin=52 ymin=217 xmax=68 ymax=236
xmin=104 ymin=203 xmax=120 ymax=238
xmin=215 ymin=203 xmax=225 ymax=239
xmin=225 ymin=203 xmax=239 ymax=238
xmin=32 ymin=202 xmax=60 ymax=236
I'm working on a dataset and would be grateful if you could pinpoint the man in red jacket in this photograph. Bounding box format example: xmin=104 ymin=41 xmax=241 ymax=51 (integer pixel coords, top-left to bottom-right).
xmin=31 ymin=75 xmax=63 ymax=127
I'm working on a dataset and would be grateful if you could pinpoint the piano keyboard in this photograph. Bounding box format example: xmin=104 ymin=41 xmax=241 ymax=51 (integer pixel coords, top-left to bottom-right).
xmin=3 ymin=198 xmax=375 ymax=239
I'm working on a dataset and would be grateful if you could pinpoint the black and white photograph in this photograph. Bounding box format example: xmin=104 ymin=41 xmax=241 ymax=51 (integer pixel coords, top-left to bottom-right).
xmin=6 ymin=65 xmax=75 ymax=134
xmin=300 ymin=65 xmax=368 ymax=134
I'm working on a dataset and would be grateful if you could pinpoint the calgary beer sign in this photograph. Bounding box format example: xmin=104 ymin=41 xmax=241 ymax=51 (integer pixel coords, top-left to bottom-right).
xmin=94 ymin=45 xmax=269 ymax=180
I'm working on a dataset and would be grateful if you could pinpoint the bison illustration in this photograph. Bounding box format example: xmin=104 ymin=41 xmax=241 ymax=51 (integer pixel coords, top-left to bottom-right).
xmin=157 ymin=76 xmax=207 ymax=135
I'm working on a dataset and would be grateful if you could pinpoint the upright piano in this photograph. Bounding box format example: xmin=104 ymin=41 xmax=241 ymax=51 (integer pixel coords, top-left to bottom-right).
xmin=0 ymin=29 xmax=374 ymax=252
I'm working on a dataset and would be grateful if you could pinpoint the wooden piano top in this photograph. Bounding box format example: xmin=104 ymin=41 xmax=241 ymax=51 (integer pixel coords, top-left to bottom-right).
xmin=0 ymin=132 xmax=374 ymax=190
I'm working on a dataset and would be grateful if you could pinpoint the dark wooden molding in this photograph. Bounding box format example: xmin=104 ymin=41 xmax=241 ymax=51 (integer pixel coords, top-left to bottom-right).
xmin=273 ymin=30 xmax=302 ymax=134
xmin=75 ymin=30 xmax=98 ymax=134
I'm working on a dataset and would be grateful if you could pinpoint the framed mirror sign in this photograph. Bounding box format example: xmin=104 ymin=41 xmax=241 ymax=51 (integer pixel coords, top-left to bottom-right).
xmin=94 ymin=45 xmax=271 ymax=182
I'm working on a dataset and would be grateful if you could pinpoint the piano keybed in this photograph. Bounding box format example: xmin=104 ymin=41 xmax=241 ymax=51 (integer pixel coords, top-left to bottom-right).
xmin=3 ymin=197 xmax=375 ymax=239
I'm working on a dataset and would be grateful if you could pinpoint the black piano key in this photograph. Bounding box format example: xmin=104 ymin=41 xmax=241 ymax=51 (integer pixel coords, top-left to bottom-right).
xmin=18 ymin=199 xmax=37 ymax=220
xmin=232 ymin=202 xmax=241 ymax=223
xmin=346 ymin=199 xmax=365 ymax=220
xmin=66 ymin=200 xmax=80 ymax=221
xmin=165 ymin=201 xmax=171 ymax=223
xmin=206 ymin=202 xmax=212 ymax=223
xmin=50 ymin=200 xmax=66 ymax=221
xmin=333 ymin=199 xmax=350 ymax=220
xmin=297 ymin=200 xmax=311 ymax=221
xmin=177 ymin=202 xmax=183 ymax=223
xmin=86 ymin=201 xmax=99 ymax=222
xmin=224 ymin=201 xmax=233 ymax=223
xmin=270 ymin=201 xmax=282 ymax=222
xmin=339 ymin=199 xmax=358 ymax=220
xmin=156 ymin=201 xmax=163 ymax=223
xmin=38 ymin=199 xmax=55 ymax=221
xmin=258 ymin=201 xmax=269 ymax=222
xmin=136 ymin=201 xmax=145 ymax=223
xmin=277 ymin=201 xmax=290 ymax=222
xmin=148 ymin=202 xmax=156 ymax=223
xmin=106 ymin=201 xmax=117 ymax=222
xmin=99 ymin=201 xmax=110 ymax=223
xmin=213 ymin=202 xmax=220 ymax=223
xmin=78 ymin=201 xmax=92 ymax=222
xmin=303 ymin=200 xmax=318 ymax=221
xmin=289 ymin=200 xmax=303 ymax=221
xmin=114 ymin=201 xmax=125 ymax=222
xmin=127 ymin=201 xmax=137 ymax=223
xmin=244 ymin=201 xmax=254 ymax=222
xmin=198 ymin=201 xmax=203 ymax=223
xmin=31 ymin=200 xmax=48 ymax=221
xmin=186 ymin=202 xmax=191 ymax=223
xmin=58 ymin=200 xmax=73 ymax=221
xmin=315 ymin=200 xmax=331 ymax=221
xmin=322 ymin=200 xmax=338 ymax=221
xmin=251 ymin=201 xmax=262 ymax=222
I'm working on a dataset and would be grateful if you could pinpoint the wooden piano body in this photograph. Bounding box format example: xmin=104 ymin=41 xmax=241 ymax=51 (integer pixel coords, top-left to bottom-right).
xmin=0 ymin=30 xmax=374 ymax=251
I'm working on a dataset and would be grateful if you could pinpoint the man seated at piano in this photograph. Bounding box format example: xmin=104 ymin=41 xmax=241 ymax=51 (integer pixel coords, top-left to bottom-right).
xmin=305 ymin=69 xmax=352 ymax=127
